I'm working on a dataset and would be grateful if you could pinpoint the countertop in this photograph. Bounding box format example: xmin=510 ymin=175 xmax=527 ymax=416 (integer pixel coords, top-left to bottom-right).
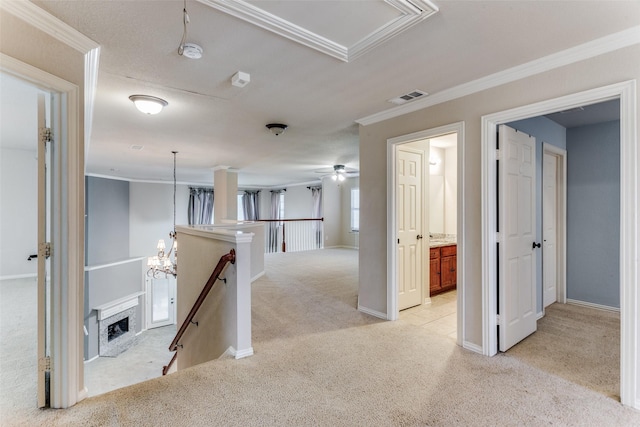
xmin=429 ymin=239 xmax=457 ymax=248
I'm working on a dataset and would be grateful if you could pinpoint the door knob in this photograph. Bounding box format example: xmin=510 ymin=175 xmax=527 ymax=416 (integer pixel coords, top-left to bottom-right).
xmin=417 ymin=235 xmax=423 ymax=240
xmin=532 ymin=242 xmax=541 ymax=249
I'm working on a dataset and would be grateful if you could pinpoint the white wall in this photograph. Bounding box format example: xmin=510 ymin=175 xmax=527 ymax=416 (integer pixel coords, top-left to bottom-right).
xmin=0 ymin=148 xmax=37 ymax=278
xmin=340 ymin=177 xmax=359 ymax=248
xmin=429 ymin=146 xmax=445 ymax=234
xmin=283 ymin=183 xmax=313 ymax=219
xmin=322 ymin=177 xmax=342 ymax=247
xmin=444 ymin=146 xmax=457 ymax=235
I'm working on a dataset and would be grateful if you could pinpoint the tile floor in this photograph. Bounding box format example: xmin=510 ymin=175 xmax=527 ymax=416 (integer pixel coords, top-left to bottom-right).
xmin=399 ymin=290 xmax=457 ymax=341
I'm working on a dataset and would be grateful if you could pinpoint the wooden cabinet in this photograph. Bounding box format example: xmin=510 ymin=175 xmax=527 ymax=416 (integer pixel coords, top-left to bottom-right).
xmin=429 ymin=244 xmax=456 ymax=296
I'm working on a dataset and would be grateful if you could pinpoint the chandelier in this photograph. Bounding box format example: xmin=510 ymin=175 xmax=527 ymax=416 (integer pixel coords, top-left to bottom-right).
xmin=147 ymin=151 xmax=178 ymax=278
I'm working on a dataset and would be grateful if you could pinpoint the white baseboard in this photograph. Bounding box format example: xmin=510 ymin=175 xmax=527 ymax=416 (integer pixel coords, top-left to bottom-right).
xmin=0 ymin=273 xmax=37 ymax=281
xmin=223 ymin=346 xmax=254 ymax=359
xmin=566 ymin=299 xmax=620 ymax=313
xmin=463 ymin=341 xmax=483 ymax=355
xmin=537 ymin=311 xmax=545 ymax=320
xmin=357 ymin=304 xmax=387 ymax=320
xmin=84 ymin=355 xmax=99 ymax=364
xmin=251 ymin=271 xmax=265 ymax=282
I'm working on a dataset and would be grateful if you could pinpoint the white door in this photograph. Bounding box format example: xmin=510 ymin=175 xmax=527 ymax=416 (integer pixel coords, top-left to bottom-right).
xmin=397 ymin=147 xmax=424 ymax=310
xmin=37 ymin=93 xmax=52 ymax=407
xmin=498 ymin=125 xmax=537 ymax=352
xmin=542 ymin=153 xmax=558 ymax=308
xmin=146 ymin=277 xmax=176 ymax=329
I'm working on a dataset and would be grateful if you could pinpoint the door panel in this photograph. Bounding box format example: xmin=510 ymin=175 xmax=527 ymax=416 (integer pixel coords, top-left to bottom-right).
xmin=543 ymin=153 xmax=558 ymax=308
xmin=397 ymin=147 xmax=423 ymax=310
xmin=147 ymin=277 xmax=176 ymax=329
xmin=499 ymin=125 xmax=537 ymax=352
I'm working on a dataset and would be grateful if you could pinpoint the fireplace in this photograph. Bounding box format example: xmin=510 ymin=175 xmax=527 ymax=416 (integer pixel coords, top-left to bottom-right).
xmin=108 ymin=317 xmax=129 ymax=342
xmin=95 ymin=293 xmax=143 ymax=357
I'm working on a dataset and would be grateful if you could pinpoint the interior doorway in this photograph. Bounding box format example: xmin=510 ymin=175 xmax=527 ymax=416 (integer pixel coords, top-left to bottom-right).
xmin=480 ymin=80 xmax=637 ymax=407
xmin=387 ymin=122 xmax=464 ymax=346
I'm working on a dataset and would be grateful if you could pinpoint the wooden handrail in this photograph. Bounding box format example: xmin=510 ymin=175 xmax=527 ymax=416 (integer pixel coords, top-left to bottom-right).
xmin=168 ymin=249 xmax=236 ymax=352
xmin=162 ymin=352 xmax=177 ymax=376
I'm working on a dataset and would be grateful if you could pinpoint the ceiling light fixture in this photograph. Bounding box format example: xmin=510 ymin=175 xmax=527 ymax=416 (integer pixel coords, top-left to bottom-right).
xmin=266 ymin=123 xmax=288 ymax=136
xmin=177 ymin=0 xmax=203 ymax=59
xmin=331 ymin=164 xmax=346 ymax=181
xmin=129 ymin=95 xmax=168 ymax=115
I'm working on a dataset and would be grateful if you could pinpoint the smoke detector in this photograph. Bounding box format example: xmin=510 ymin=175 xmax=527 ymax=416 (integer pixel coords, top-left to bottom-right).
xmin=181 ymin=43 xmax=203 ymax=59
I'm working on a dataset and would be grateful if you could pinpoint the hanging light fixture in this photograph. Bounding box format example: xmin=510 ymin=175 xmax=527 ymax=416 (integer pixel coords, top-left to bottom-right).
xmin=147 ymin=151 xmax=178 ymax=278
xmin=129 ymin=95 xmax=168 ymax=115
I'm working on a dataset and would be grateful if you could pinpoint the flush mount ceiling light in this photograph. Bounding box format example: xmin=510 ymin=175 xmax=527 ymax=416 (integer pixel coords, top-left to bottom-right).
xmin=129 ymin=95 xmax=168 ymax=115
xmin=266 ymin=123 xmax=288 ymax=136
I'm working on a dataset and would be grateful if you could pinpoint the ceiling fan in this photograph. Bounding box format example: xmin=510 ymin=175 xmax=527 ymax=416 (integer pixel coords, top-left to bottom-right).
xmin=314 ymin=164 xmax=359 ymax=181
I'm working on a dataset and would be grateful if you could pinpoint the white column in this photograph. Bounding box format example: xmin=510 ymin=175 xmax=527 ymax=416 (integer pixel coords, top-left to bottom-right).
xmin=213 ymin=167 xmax=238 ymax=223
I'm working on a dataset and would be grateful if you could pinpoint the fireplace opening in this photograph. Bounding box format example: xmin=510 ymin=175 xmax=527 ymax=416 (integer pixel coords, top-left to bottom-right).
xmin=107 ymin=317 xmax=129 ymax=342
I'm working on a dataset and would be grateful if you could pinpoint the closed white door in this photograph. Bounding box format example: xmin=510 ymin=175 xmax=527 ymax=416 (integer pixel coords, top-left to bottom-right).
xmin=543 ymin=153 xmax=558 ymax=308
xmin=146 ymin=277 xmax=176 ymax=329
xmin=397 ymin=147 xmax=424 ymax=310
xmin=498 ymin=125 xmax=537 ymax=352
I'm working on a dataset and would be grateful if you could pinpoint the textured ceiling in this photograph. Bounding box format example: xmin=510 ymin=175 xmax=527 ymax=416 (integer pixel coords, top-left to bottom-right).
xmin=4 ymin=1 xmax=640 ymax=186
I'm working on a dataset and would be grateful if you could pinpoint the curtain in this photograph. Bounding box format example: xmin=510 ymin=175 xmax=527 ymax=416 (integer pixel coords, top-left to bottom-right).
xmin=242 ymin=190 xmax=260 ymax=221
xmin=188 ymin=187 xmax=214 ymax=225
xmin=310 ymin=187 xmax=322 ymax=248
xmin=267 ymin=190 xmax=284 ymax=252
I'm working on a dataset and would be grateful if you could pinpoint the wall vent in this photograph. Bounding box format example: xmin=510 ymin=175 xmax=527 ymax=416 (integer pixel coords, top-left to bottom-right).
xmin=388 ymin=89 xmax=428 ymax=105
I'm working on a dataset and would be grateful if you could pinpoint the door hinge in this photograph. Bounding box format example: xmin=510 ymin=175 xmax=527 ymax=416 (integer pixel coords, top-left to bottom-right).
xmin=39 ymin=242 xmax=52 ymax=259
xmin=495 ymin=149 xmax=501 ymax=160
xmin=496 ymin=314 xmax=501 ymax=326
xmin=40 ymin=127 xmax=52 ymax=144
xmin=495 ymin=232 xmax=500 ymax=243
xmin=39 ymin=356 xmax=51 ymax=373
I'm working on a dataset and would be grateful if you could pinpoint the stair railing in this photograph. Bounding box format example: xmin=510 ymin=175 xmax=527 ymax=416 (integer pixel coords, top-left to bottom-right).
xmin=162 ymin=248 xmax=236 ymax=375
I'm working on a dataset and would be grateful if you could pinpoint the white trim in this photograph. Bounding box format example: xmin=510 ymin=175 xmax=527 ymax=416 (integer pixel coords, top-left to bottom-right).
xmin=83 ymin=355 xmax=99 ymax=364
xmin=197 ymin=0 xmax=437 ymax=62
xmin=357 ymin=26 xmax=640 ymax=125
xmin=233 ymin=347 xmax=254 ymax=359
xmin=176 ymin=224 xmax=255 ymax=244
xmin=251 ymin=271 xmax=266 ymax=282
xmin=480 ymin=80 xmax=637 ymax=409
xmin=462 ymin=341 xmax=483 ymax=355
xmin=0 ymin=273 xmax=37 ymax=281
xmin=542 ymin=143 xmax=568 ymax=306
xmin=84 ymin=257 xmax=145 ymax=272
xmin=94 ymin=292 xmax=145 ymax=321
xmin=566 ymin=299 xmax=620 ymax=313
xmin=387 ymin=122 xmax=465 ymax=344
xmin=357 ymin=304 xmax=388 ymax=320
xmin=537 ymin=311 xmax=545 ymax=320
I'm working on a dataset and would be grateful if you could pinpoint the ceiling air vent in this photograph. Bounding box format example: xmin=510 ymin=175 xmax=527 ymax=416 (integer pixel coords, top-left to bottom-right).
xmin=388 ymin=90 xmax=428 ymax=105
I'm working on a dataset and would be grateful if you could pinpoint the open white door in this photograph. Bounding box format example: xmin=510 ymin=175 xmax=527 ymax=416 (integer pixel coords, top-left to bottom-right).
xmin=498 ymin=125 xmax=537 ymax=352
xmin=542 ymin=152 xmax=558 ymax=308
xmin=397 ymin=146 xmax=424 ymax=310
xmin=37 ymin=93 xmax=52 ymax=407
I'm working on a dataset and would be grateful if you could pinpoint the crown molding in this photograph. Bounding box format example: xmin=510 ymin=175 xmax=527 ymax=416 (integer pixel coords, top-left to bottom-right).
xmin=0 ymin=0 xmax=99 ymax=53
xmin=357 ymin=25 xmax=640 ymax=126
xmin=197 ymin=0 xmax=437 ymax=62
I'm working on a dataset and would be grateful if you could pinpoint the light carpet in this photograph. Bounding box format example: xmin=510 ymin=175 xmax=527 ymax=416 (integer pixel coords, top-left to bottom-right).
xmin=3 ymin=249 xmax=639 ymax=426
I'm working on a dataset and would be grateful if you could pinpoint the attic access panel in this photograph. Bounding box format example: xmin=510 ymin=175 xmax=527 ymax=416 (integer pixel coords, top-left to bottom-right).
xmin=197 ymin=0 xmax=439 ymax=61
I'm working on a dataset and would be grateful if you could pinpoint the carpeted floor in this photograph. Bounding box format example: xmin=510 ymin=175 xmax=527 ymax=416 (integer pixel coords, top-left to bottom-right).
xmin=2 ymin=249 xmax=639 ymax=426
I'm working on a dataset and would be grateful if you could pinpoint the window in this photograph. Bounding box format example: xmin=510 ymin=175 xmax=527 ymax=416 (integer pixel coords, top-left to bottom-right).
xmin=279 ymin=192 xmax=285 ymax=220
xmin=237 ymin=194 xmax=244 ymax=221
xmin=351 ymin=188 xmax=359 ymax=232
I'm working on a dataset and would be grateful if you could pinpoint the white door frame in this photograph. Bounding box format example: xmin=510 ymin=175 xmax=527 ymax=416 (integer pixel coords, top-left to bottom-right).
xmin=481 ymin=80 xmax=637 ymax=408
xmin=387 ymin=122 xmax=465 ymax=347
xmin=542 ymin=143 xmax=567 ymax=306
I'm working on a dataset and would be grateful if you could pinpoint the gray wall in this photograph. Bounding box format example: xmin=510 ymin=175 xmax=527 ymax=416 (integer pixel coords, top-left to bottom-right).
xmin=507 ymin=116 xmax=566 ymax=314
xmin=85 ymin=177 xmax=144 ymax=360
xmin=566 ymin=120 xmax=620 ymax=308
